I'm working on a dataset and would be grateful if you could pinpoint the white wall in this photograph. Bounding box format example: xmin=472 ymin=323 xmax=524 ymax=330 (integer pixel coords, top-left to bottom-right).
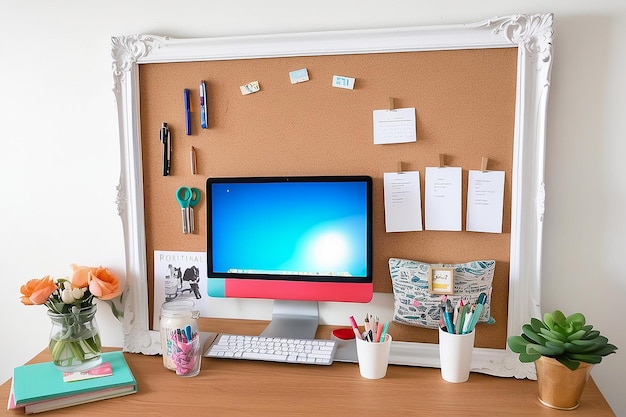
xmin=2 ymin=1 xmax=625 ymax=414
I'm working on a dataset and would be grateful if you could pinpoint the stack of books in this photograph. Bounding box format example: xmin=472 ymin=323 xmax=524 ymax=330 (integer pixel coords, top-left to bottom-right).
xmin=7 ymin=351 xmax=137 ymax=414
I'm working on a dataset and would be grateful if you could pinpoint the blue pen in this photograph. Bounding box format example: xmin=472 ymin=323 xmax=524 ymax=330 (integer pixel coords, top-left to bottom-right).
xmin=185 ymin=325 xmax=193 ymax=341
xmin=184 ymin=88 xmax=192 ymax=135
xmin=199 ymin=81 xmax=208 ymax=129
xmin=443 ymin=303 xmax=455 ymax=334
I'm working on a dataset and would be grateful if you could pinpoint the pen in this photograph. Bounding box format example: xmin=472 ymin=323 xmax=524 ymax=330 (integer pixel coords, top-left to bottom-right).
xmin=374 ymin=322 xmax=384 ymax=342
xmin=160 ymin=122 xmax=170 ymax=176
xmin=379 ymin=322 xmax=389 ymax=343
xmin=465 ymin=292 xmax=487 ymax=334
xmin=199 ymin=80 xmax=208 ymax=129
xmin=461 ymin=306 xmax=475 ymax=334
xmin=184 ymin=88 xmax=192 ymax=135
xmin=444 ymin=300 xmax=455 ymax=334
xmin=349 ymin=315 xmax=362 ymax=340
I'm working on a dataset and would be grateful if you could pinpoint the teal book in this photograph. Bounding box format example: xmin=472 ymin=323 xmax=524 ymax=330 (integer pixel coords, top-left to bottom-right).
xmin=9 ymin=351 xmax=137 ymax=413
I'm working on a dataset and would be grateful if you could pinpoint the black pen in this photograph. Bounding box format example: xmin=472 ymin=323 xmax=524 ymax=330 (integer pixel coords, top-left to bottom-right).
xmin=160 ymin=122 xmax=171 ymax=176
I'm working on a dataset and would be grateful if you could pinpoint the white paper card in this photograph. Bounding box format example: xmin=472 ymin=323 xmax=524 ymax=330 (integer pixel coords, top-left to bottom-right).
xmin=383 ymin=171 xmax=423 ymax=232
xmin=425 ymin=166 xmax=462 ymax=231
xmin=240 ymin=81 xmax=260 ymax=95
xmin=466 ymin=170 xmax=505 ymax=233
xmin=289 ymin=68 xmax=309 ymax=84
xmin=373 ymin=108 xmax=417 ymax=144
xmin=332 ymin=75 xmax=355 ymax=89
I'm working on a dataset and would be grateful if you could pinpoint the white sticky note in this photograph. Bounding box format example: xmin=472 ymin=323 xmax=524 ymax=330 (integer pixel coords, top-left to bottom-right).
xmin=383 ymin=171 xmax=423 ymax=232
xmin=332 ymin=75 xmax=356 ymax=90
xmin=240 ymin=81 xmax=260 ymax=95
xmin=425 ymin=166 xmax=462 ymax=231
xmin=289 ymin=68 xmax=309 ymax=84
xmin=373 ymin=108 xmax=417 ymax=144
xmin=466 ymin=170 xmax=505 ymax=233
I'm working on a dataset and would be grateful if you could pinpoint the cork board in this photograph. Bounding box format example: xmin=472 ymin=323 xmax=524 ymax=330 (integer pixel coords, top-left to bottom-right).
xmin=138 ymin=47 xmax=518 ymax=349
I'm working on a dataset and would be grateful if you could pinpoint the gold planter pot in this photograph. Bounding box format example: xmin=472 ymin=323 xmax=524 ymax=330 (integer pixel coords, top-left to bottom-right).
xmin=535 ymin=356 xmax=592 ymax=410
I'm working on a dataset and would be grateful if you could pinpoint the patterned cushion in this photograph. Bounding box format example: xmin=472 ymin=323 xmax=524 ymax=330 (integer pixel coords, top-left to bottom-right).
xmin=389 ymin=258 xmax=496 ymax=329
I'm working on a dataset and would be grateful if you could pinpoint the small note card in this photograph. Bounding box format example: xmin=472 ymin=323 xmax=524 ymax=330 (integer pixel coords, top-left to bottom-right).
xmin=63 ymin=362 xmax=113 ymax=382
xmin=289 ymin=68 xmax=309 ymax=84
xmin=240 ymin=81 xmax=260 ymax=95
xmin=373 ymin=108 xmax=417 ymax=144
xmin=332 ymin=75 xmax=356 ymax=90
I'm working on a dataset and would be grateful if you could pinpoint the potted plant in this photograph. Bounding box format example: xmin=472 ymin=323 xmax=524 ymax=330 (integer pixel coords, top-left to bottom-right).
xmin=507 ymin=310 xmax=617 ymax=410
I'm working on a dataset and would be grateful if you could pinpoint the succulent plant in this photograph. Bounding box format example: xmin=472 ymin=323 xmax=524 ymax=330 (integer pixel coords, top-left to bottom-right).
xmin=507 ymin=310 xmax=618 ymax=371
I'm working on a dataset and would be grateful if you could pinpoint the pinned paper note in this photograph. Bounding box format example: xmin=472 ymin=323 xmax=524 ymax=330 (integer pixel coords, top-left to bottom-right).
xmin=383 ymin=171 xmax=423 ymax=232
xmin=332 ymin=75 xmax=355 ymax=90
xmin=373 ymin=108 xmax=417 ymax=144
xmin=425 ymin=166 xmax=462 ymax=231
xmin=289 ymin=68 xmax=309 ymax=84
xmin=240 ymin=81 xmax=260 ymax=95
xmin=466 ymin=170 xmax=505 ymax=233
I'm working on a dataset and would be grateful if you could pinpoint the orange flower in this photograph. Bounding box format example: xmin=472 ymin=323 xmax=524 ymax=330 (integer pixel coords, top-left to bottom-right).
xmin=20 ymin=275 xmax=57 ymax=305
xmin=70 ymin=264 xmax=94 ymax=289
xmin=88 ymin=267 xmax=122 ymax=300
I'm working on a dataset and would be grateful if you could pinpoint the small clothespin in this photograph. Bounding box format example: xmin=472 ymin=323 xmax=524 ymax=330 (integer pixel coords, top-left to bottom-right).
xmin=481 ymin=156 xmax=489 ymax=172
xmin=190 ymin=146 xmax=197 ymax=175
xmin=397 ymin=161 xmax=404 ymax=173
xmin=439 ymin=154 xmax=446 ymax=168
xmin=389 ymin=97 xmax=396 ymax=111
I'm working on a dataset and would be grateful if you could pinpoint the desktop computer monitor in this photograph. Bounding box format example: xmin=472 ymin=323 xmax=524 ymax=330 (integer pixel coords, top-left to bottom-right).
xmin=206 ymin=175 xmax=373 ymax=339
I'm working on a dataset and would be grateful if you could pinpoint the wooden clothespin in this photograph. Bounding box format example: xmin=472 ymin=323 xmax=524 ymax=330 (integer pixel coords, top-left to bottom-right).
xmin=481 ymin=156 xmax=489 ymax=172
xmin=389 ymin=97 xmax=395 ymax=111
xmin=439 ymin=154 xmax=446 ymax=168
xmin=190 ymin=146 xmax=197 ymax=175
xmin=397 ymin=161 xmax=404 ymax=173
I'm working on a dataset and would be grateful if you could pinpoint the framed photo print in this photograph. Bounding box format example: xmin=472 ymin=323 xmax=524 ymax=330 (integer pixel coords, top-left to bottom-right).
xmin=428 ymin=266 xmax=454 ymax=294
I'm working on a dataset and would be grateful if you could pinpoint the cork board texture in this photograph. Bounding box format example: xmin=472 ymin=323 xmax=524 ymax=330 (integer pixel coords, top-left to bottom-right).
xmin=139 ymin=47 xmax=518 ymax=348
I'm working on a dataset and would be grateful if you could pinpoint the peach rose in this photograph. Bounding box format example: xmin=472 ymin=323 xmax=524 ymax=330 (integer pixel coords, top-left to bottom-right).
xmin=20 ymin=275 xmax=57 ymax=305
xmin=88 ymin=267 xmax=122 ymax=300
xmin=70 ymin=264 xmax=94 ymax=289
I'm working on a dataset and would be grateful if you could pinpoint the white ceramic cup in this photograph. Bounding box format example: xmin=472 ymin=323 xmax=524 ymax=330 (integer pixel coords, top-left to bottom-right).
xmin=355 ymin=334 xmax=392 ymax=379
xmin=438 ymin=327 xmax=475 ymax=383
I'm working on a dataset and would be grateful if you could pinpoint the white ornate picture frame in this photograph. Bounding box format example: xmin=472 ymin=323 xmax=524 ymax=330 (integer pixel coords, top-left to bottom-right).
xmin=112 ymin=13 xmax=553 ymax=379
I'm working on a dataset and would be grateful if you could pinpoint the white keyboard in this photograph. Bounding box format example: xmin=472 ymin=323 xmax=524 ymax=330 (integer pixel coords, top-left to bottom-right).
xmin=205 ymin=334 xmax=337 ymax=365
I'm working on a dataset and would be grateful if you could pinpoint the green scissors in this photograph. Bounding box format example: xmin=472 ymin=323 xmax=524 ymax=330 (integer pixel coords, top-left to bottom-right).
xmin=176 ymin=187 xmax=201 ymax=234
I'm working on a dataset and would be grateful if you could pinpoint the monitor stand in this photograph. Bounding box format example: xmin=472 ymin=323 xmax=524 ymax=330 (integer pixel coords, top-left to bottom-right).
xmin=259 ymin=300 xmax=319 ymax=340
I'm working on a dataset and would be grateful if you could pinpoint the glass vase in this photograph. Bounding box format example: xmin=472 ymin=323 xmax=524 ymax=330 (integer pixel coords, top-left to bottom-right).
xmin=47 ymin=304 xmax=102 ymax=372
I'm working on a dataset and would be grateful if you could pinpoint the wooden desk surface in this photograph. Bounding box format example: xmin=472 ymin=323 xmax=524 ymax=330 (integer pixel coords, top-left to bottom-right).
xmin=1 ymin=318 xmax=615 ymax=416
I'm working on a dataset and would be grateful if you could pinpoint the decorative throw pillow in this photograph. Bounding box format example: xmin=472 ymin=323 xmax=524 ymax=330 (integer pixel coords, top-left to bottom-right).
xmin=389 ymin=258 xmax=496 ymax=329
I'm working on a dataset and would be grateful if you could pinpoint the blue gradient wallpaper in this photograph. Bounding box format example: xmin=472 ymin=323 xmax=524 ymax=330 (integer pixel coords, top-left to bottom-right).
xmin=209 ymin=180 xmax=369 ymax=278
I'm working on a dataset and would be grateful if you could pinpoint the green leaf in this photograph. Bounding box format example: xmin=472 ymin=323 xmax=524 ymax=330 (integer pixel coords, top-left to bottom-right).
xmin=590 ymin=343 xmax=618 ymax=357
xmin=521 ymin=324 xmax=544 ymax=344
xmin=507 ymin=335 xmax=529 ymax=353
xmin=566 ymin=312 xmax=586 ymax=329
xmin=551 ymin=310 xmax=567 ymax=325
xmin=583 ymin=330 xmax=600 ymax=340
xmin=539 ymin=327 xmax=567 ymax=343
xmin=544 ymin=341 xmax=565 ymax=355
xmin=518 ymin=350 xmax=541 ymax=363
xmin=556 ymin=357 xmax=581 ymax=371
xmin=526 ymin=343 xmax=560 ymax=357
xmin=530 ymin=317 xmax=547 ymax=333
xmin=566 ymin=329 xmax=587 ymax=341
xmin=567 ymin=353 xmax=603 ymax=364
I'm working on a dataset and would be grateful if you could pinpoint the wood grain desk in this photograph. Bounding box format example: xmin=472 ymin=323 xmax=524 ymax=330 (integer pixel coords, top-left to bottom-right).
xmin=1 ymin=318 xmax=615 ymax=416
